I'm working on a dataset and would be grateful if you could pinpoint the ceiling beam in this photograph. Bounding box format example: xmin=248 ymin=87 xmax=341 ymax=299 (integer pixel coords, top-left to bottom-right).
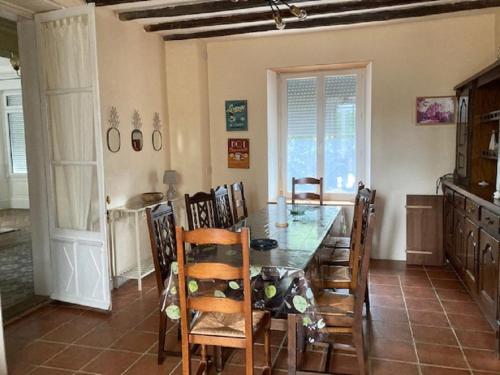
xmin=163 ymin=0 xmax=500 ymax=41
xmin=145 ymin=0 xmax=438 ymax=32
xmin=118 ymin=0 xmax=316 ymax=21
xmin=88 ymin=0 xmax=150 ymax=5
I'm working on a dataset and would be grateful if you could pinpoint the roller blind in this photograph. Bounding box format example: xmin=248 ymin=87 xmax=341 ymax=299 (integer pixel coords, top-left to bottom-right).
xmin=5 ymin=94 xmax=27 ymax=174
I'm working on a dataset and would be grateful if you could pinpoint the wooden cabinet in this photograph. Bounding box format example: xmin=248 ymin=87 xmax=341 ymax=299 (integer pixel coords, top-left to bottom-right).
xmin=455 ymin=87 xmax=471 ymax=183
xmin=442 ymin=181 xmax=500 ymax=354
xmin=444 ymin=200 xmax=454 ymax=260
xmin=453 ymin=210 xmax=466 ymax=273
xmin=406 ymin=195 xmax=443 ymax=266
xmin=464 ymin=218 xmax=479 ymax=290
xmin=478 ymin=229 xmax=499 ymax=318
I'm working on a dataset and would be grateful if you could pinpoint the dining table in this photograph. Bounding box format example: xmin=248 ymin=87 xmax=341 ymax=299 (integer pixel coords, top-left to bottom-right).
xmin=161 ymin=203 xmax=342 ymax=372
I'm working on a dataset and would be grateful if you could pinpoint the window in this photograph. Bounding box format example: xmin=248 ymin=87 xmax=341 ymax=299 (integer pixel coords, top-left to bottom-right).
xmin=4 ymin=93 xmax=27 ymax=174
xmin=279 ymin=68 xmax=368 ymax=200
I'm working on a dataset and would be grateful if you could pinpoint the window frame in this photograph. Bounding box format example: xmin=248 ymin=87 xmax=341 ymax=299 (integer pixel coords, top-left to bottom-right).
xmin=2 ymin=90 xmax=27 ymax=176
xmin=278 ymin=68 xmax=367 ymax=202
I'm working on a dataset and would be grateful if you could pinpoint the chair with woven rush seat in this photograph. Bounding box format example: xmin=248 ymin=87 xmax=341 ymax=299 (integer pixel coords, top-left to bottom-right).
xmin=292 ymin=177 xmax=324 ymax=205
xmin=185 ymin=191 xmax=218 ymax=230
xmin=315 ymin=206 xmax=376 ymax=375
xmin=323 ymin=181 xmax=366 ymax=250
xmin=145 ymin=202 xmax=177 ymax=364
xmin=230 ymin=181 xmax=248 ymax=223
xmin=175 ymin=227 xmax=272 ymax=375
xmin=318 ymin=188 xmax=375 ymax=305
xmin=212 ymin=184 xmax=234 ymax=229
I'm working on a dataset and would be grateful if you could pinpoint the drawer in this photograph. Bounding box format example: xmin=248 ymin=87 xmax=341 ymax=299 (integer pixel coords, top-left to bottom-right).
xmin=454 ymin=193 xmax=466 ymax=211
xmin=443 ymin=187 xmax=454 ymax=203
xmin=465 ymin=199 xmax=480 ymax=222
xmin=480 ymin=208 xmax=500 ymax=240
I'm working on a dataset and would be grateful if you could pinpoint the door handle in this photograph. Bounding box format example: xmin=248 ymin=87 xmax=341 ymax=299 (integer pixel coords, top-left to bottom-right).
xmin=405 ymin=205 xmax=433 ymax=209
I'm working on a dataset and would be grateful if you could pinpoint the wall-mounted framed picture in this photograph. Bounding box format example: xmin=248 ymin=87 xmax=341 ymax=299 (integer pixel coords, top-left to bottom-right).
xmin=228 ymin=138 xmax=249 ymax=169
xmin=226 ymin=100 xmax=248 ymax=131
xmin=416 ymin=96 xmax=455 ymax=125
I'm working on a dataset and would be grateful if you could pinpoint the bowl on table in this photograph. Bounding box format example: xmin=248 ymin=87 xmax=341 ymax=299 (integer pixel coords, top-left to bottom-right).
xmin=141 ymin=192 xmax=164 ymax=204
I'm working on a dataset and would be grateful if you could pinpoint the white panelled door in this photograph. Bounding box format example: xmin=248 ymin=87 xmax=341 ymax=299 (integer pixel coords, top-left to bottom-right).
xmin=35 ymin=5 xmax=111 ymax=310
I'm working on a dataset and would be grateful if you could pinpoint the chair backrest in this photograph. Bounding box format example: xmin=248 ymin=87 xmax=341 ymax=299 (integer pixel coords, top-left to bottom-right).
xmin=146 ymin=202 xmax=177 ymax=295
xmin=212 ymin=185 xmax=234 ymax=229
xmin=175 ymin=227 xmax=253 ymax=338
xmin=185 ymin=191 xmax=218 ymax=230
xmin=230 ymin=181 xmax=248 ymax=223
xmin=292 ymin=177 xmax=323 ymax=205
xmin=353 ymin=205 xmax=376 ymax=322
xmin=348 ymin=187 xmax=376 ymax=290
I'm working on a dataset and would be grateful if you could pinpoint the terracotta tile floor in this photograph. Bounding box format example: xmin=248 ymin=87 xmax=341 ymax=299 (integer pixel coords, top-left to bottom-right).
xmin=4 ymin=260 xmax=500 ymax=374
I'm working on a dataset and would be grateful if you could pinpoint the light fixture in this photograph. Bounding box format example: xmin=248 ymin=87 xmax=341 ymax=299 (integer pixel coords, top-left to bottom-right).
xmin=232 ymin=0 xmax=307 ymax=30
xmin=9 ymin=52 xmax=20 ymax=76
xmin=163 ymin=170 xmax=177 ymax=200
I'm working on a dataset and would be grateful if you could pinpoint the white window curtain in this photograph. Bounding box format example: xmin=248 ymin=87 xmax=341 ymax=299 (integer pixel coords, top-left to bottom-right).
xmin=39 ymin=15 xmax=97 ymax=231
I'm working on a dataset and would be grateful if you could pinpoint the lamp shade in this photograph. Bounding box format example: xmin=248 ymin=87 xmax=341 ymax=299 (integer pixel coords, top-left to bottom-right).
xmin=163 ymin=170 xmax=177 ymax=184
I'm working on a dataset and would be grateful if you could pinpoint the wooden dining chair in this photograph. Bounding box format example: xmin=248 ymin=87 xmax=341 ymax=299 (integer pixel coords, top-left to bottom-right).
xmin=230 ymin=181 xmax=248 ymax=223
xmin=317 ymin=188 xmax=375 ymax=310
xmin=145 ymin=202 xmax=177 ymax=364
xmin=212 ymin=184 xmax=234 ymax=229
xmin=185 ymin=191 xmax=218 ymax=230
xmin=315 ymin=206 xmax=376 ymax=375
xmin=323 ymin=182 xmax=366 ymax=252
xmin=175 ymin=227 xmax=272 ymax=375
xmin=291 ymin=177 xmax=324 ymax=205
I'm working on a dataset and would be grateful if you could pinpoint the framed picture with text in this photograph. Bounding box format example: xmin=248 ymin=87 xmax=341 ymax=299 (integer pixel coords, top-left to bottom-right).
xmin=226 ymin=100 xmax=248 ymax=131
xmin=228 ymin=138 xmax=250 ymax=169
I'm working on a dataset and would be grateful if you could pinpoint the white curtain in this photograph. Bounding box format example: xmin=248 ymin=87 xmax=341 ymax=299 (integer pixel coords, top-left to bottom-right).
xmin=40 ymin=15 xmax=96 ymax=231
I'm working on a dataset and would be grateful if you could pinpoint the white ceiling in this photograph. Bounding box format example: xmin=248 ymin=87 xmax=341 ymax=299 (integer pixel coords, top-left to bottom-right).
xmin=0 ymin=0 xmax=84 ymax=19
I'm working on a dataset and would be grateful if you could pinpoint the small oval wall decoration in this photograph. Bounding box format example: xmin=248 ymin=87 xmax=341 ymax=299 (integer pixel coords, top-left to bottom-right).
xmin=107 ymin=106 xmax=121 ymax=153
xmin=107 ymin=127 xmax=120 ymax=153
xmin=152 ymin=130 xmax=162 ymax=151
xmin=131 ymin=129 xmax=143 ymax=151
xmin=152 ymin=112 xmax=162 ymax=151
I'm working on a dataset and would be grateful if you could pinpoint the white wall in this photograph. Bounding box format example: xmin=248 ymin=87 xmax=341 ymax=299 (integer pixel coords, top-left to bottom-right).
xmin=96 ymin=8 xmax=170 ymax=275
xmin=166 ymin=12 xmax=496 ymax=260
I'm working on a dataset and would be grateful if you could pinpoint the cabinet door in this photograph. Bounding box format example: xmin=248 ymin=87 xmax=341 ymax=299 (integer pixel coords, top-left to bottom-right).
xmin=406 ymin=195 xmax=444 ymax=266
xmin=453 ymin=210 xmax=465 ymax=273
xmin=464 ymin=218 xmax=479 ymax=292
xmin=444 ymin=201 xmax=455 ymax=260
xmin=478 ymin=229 xmax=499 ymax=318
xmin=455 ymin=91 xmax=470 ymax=181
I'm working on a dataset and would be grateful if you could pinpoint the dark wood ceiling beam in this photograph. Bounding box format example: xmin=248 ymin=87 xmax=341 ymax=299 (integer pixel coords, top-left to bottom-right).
xmin=118 ymin=0 xmax=319 ymax=21
xmin=145 ymin=0 xmax=438 ymax=32
xmin=163 ymin=0 xmax=500 ymax=41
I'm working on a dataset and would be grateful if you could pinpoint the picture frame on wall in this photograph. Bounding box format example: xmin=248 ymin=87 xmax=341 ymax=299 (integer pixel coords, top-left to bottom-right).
xmin=226 ymin=100 xmax=248 ymax=131
xmin=228 ymin=138 xmax=250 ymax=169
xmin=416 ymin=96 xmax=455 ymax=125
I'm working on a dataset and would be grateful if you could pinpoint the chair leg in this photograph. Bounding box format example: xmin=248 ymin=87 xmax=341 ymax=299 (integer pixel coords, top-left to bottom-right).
xmin=287 ymin=314 xmax=297 ymax=375
xmin=214 ymin=346 xmax=223 ymax=372
xmin=158 ymin=312 xmax=167 ymax=364
xmin=182 ymin=340 xmax=192 ymax=375
xmin=264 ymin=326 xmax=272 ymax=370
xmin=353 ymin=326 xmax=366 ymax=375
xmin=245 ymin=340 xmax=254 ymax=375
xmin=365 ymin=280 xmax=371 ymax=315
xmin=196 ymin=345 xmax=208 ymax=375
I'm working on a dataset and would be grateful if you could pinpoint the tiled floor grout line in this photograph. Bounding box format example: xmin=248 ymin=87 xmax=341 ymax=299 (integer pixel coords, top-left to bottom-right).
xmin=398 ymin=274 xmax=423 ymax=375
xmin=120 ymin=340 xmax=159 ymax=374
xmin=423 ymin=265 xmax=474 ymax=375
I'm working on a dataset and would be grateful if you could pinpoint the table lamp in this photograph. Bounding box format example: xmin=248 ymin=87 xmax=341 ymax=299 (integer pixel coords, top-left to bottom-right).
xmin=163 ymin=170 xmax=177 ymax=200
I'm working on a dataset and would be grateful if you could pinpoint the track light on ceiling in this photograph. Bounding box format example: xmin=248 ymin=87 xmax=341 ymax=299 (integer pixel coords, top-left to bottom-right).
xmin=231 ymin=0 xmax=307 ymax=30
